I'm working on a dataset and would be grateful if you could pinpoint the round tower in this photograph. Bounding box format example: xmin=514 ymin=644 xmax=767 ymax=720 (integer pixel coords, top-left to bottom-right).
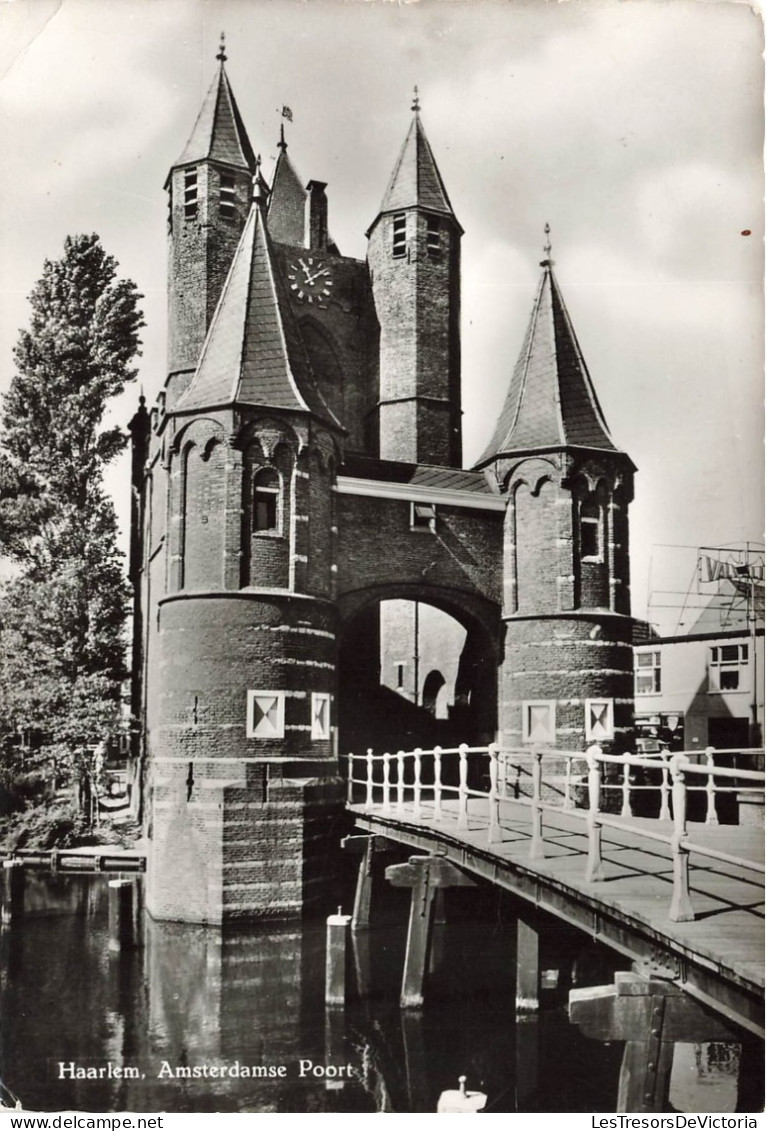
xmin=476 ymin=233 xmax=636 ymax=755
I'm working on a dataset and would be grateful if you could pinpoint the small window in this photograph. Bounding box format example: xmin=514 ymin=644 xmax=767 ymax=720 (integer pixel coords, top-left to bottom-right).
xmin=311 ymin=692 xmax=332 ymax=741
xmin=392 ymin=214 xmax=407 ymax=258
xmin=426 ymin=216 xmax=441 ymax=259
xmin=580 ymin=499 xmax=602 ymax=561
xmin=395 ymin=662 xmax=406 ymax=689
xmin=253 ymin=468 xmax=280 ymax=533
xmin=709 ymin=643 xmax=748 ymax=693
xmin=410 ymin=501 xmax=436 ymax=533
xmin=635 ymin=650 xmax=662 ymax=695
xmin=220 ymin=173 xmax=236 ymax=220
xmin=184 ymin=169 xmax=198 ymax=220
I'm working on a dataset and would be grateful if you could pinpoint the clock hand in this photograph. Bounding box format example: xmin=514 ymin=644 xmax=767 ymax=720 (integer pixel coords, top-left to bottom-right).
xmin=304 ymin=267 xmax=329 ymax=285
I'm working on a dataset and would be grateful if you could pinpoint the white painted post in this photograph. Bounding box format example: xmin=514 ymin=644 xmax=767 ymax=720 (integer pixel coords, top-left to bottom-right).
xmin=621 ymin=761 xmax=632 ymax=818
xmin=564 ymin=755 xmax=574 ymax=810
xmin=669 ymin=753 xmax=695 ymax=922
xmin=488 ymin=743 xmax=501 ymax=843
xmin=396 ymin=750 xmax=405 ymax=813
xmin=530 ymin=748 xmax=544 ymax=859
xmin=347 ymin=752 xmax=354 ymax=804
xmin=458 ymin=743 xmax=469 ymax=831
xmin=704 ymin=746 xmax=719 ymax=826
xmin=413 ymin=748 xmax=423 ymax=820
xmin=585 ymin=744 xmax=605 ymax=882
xmin=365 ymin=748 xmax=374 ymax=810
xmin=382 ymin=752 xmax=392 ymax=813
xmin=433 ymin=746 xmax=443 ymax=821
xmin=659 ymin=754 xmax=671 ymax=821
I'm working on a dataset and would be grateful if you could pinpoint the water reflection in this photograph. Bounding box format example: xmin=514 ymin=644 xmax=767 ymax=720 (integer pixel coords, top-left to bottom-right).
xmin=0 ymin=874 xmax=761 ymax=1113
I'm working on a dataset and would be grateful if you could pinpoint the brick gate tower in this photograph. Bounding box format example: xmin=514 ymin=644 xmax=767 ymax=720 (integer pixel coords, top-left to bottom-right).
xmin=475 ymin=229 xmax=636 ymax=752
xmin=130 ymin=51 xmax=636 ymax=923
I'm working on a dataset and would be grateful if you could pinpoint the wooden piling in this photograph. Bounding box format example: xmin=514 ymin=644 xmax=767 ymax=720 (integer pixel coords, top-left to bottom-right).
xmin=1 ymin=860 xmax=25 ymax=925
xmin=325 ymin=909 xmax=351 ymax=1007
xmin=108 ymin=878 xmax=136 ymax=953
xmin=515 ymin=916 xmax=540 ymax=1012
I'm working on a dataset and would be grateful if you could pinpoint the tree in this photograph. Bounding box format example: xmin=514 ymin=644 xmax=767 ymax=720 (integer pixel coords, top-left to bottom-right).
xmin=0 ymin=234 xmax=144 ymax=817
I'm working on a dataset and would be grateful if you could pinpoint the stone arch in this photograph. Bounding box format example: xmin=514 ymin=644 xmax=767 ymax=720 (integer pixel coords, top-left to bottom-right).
xmin=337 ymin=582 xmax=499 ymax=754
xmin=181 ymin=437 xmax=227 ymax=591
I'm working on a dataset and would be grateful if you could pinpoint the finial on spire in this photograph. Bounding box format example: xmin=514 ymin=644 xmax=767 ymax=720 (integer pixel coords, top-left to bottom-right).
xmin=540 ymin=222 xmax=554 ymax=267
xmin=412 ymin=85 xmax=420 ymax=113
xmin=253 ymin=155 xmax=263 ymax=205
xmin=278 ymin=122 xmax=287 ymax=152
xmin=216 ymin=32 xmax=227 ymax=63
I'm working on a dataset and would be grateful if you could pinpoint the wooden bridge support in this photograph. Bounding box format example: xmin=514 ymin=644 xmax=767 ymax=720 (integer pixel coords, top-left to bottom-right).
xmin=107 ymin=878 xmax=139 ymax=953
xmin=516 ymin=917 xmax=540 ymax=1012
xmin=1 ymin=860 xmax=25 ymax=925
xmin=385 ymin=856 xmax=476 ymax=1009
xmin=341 ymin=833 xmax=398 ymax=932
xmin=569 ymin=970 xmax=739 ymax=1113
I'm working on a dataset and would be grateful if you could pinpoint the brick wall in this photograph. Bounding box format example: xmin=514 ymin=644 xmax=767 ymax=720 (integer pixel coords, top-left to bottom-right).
xmin=368 ymin=210 xmax=461 ymax=466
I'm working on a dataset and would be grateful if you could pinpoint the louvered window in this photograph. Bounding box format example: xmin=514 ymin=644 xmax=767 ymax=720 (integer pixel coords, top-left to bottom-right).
xmin=254 ymin=468 xmax=280 ymax=533
xmin=392 ymin=214 xmax=407 ymax=258
xmin=220 ymin=173 xmax=236 ymax=220
xmin=427 ymin=216 xmax=441 ymax=259
xmin=184 ymin=169 xmax=198 ymax=220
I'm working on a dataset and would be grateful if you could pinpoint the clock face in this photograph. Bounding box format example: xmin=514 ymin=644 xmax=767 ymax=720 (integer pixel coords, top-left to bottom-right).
xmin=287 ymin=257 xmax=334 ymax=306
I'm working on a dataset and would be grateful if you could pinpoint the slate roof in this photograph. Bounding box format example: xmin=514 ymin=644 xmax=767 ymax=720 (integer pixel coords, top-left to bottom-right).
xmin=172 ymin=61 xmax=255 ymax=173
xmin=370 ymin=111 xmax=460 ymax=230
xmin=267 ymin=147 xmax=307 ymax=245
xmin=340 ymin=455 xmax=498 ymax=495
xmin=476 ymin=261 xmax=623 ymax=467
xmin=175 ymin=198 xmax=339 ymax=427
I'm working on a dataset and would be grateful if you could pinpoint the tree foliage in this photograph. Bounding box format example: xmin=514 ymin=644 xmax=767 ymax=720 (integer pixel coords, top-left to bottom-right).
xmin=0 ymin=234 xmax=144 ymax=802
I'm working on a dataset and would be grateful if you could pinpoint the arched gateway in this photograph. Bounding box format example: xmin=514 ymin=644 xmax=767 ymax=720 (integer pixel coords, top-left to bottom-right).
xmin=128 ymin=52 xmax=636 ymax=924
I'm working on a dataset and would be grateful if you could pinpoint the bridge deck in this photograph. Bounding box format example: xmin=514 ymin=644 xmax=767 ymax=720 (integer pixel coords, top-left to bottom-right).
xmin=348 ymin=797 xmax=765 ymax=1034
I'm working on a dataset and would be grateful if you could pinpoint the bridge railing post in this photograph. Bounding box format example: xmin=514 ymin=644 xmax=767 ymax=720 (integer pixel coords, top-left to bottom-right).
xmin=347 ymin=752 xmax=354 ymax=805
xmin=433 ymin=746 xmax=443 ymax=821
xmin=564 ymin=754 xmax=574 ymax=810
xmin=488 ymin=743 xmax=501 ymax=843
xmin=621 ymin=761 xmax=633 ymax=818
xmin=382 ymin=752 xmax=392 ymax=813
xmin=659 ymin=754 xmax=671 ymax=821
xmin=365 ymin=749 xmax=374 ymax=810
xmin=529 ymin=748 xmax=544 ymax=859
xmin=396 ymin=751 xmax=405 ymax=814
xmin=413 ymin=748 xmax=423 ymax=821
xmin=704 ymin=746 xmax=719 ymax=826
xmin=457 ymin=744 xmax=469 ymax=831
xmin=585 ymin=746 xmax=605 ymax=882
xmin=669 ymin=753 xmax=695 ymax=922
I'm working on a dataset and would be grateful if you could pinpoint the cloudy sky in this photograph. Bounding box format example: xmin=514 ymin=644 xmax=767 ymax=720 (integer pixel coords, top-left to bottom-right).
xmin=0 ymin=0 xmax=762 ymax=635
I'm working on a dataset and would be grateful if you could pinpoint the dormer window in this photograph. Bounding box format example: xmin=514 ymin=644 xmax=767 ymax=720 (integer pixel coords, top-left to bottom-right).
xmin=392 ymin=214 xmax=407 ymax=258
xmin=253 ymin=468 xmax=280 ymax=533
xmin=220 ymin=173 xmax=236 ymax=220
xmin=411 ymin=501 xmax=436 ymax=533
xmin=579 ymin=499 xmax=602 ymax=561
xmin=427 ymin=216 xmax=441 ymax=259
xmin=184 ymin=169 xmax=198 ymax=220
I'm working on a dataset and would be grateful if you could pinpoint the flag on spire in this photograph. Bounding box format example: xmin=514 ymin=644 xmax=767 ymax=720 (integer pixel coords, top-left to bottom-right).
xmin=281 ymin=106 xmax=293 ymax=121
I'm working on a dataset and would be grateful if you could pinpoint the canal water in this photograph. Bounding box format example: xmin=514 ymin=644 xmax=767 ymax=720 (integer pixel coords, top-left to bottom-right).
xmin=1 ymin=873 xmax=762 ymax=1114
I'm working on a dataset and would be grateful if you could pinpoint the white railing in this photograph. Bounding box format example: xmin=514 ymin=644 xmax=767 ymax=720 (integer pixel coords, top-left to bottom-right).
xmin=346 ymin=744 xmax=765 ymax=923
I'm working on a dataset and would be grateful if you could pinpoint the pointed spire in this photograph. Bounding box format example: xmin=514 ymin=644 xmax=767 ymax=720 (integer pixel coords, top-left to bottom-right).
xmin=175 ymin=197 xmax=340 ymax=428
xmin=267 ymin=140 xmax=308 ymax=245
xmin=370 ymin=105 xmax=460 ymax=230
xmin=278 ymin=122 xmax=287 ymax=152
xmin=541 ymin=222 xmax=553 ymax=265
xmin=171 ymin=47 xmax=255 ymax=173
xmin=475 ymin=248 xmax=625 ymax=467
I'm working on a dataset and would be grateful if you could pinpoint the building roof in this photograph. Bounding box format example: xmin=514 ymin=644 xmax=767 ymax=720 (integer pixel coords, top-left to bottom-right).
xmin=267 ymin=138 xmax=307 ymax=245
xmin=171 ymin=58 xmax=255 ymax=174
xmin=340 ymin=454 xmax=498 ymax=495
xmin=475 ymin=256 xmax=626 ymax=467
xmin=175 ymin=193 xmax=339 ymax=427
xmin=369 ymin=109 xmax=460 ymax=231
